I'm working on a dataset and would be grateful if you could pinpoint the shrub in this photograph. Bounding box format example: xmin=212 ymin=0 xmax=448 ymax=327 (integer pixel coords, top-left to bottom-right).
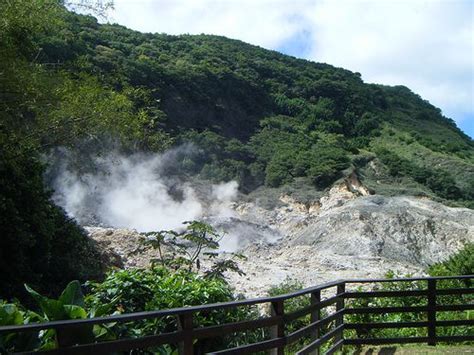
xmin=428 ymin=243 xmax=474 ymax=284
xmin=86 ymin=267 xmax=261 ymax=352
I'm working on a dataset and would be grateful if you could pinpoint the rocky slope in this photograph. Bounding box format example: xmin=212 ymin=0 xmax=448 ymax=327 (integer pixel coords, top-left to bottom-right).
xmin=86 ymin=179 xmax=474 ymax=298
xmin=227 ymin=189 xmax=473 ymax=297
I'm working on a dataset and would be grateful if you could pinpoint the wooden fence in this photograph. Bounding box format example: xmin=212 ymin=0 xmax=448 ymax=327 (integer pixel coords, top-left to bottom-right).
xmin=0 ymin=275 xmax=472 ymax=354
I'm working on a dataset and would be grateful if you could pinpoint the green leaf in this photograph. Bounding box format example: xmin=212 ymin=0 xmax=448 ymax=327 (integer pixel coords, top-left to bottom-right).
xmin=63 ymin=305 xmax=87 ymax=319
xmin=25 ymin=284 xmax=66 ymax=320
xmin=89 ymin=303 xmax=112 ymax=318
xmin=0 ymin=304 xmax=23 ymax=326
xmin=24 ymin=284 xmax=47 ymax=305
xmin=59 ymin=281 xmax=85 ymax=307
xmin=92 ymin=325 xmax=109 ymax=339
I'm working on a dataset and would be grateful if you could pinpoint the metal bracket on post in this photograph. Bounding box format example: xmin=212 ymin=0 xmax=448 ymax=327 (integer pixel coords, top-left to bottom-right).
xmin=309 ymin=290 xmax=321 ymax=355
xmin=178 ymin=313 xmax=194 ymax=355
xmin=269 ymin=300 xmax=285 ymax=355
xmin=427 ymin=279 xmax=437 ymax=346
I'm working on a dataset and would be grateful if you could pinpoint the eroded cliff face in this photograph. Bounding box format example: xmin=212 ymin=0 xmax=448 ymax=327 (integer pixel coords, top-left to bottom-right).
xmin=222 ymin=183 xmax=473 ymax=296
xmin=86 ymin=179 xmax=474 ymax=298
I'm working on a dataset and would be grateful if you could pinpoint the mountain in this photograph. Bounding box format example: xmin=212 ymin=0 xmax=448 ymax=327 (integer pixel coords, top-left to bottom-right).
xmin=33 ymin=12 xmax=473 ymax=206
xmin=1 ymin=1 xmax=473 ymax=298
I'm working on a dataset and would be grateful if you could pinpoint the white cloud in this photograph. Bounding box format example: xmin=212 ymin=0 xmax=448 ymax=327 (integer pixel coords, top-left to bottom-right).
xmin=305 ymin=0 xmax=473 ymax=124
xmin=109 ymin=0 xmax=473 ymax=130
xmin=110 ymin=0 xmax=313 ymax=48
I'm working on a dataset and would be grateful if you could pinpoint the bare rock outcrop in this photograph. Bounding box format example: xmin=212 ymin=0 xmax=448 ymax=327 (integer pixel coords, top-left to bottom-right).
xmin=227 ymin=184 xmax=473 ymax=297
xmin=85 ymin=227 xmax=159 ymax=269
xmin=289 ymin=195 xmax=473 ymax=267
xmin=85 ymin=180 xmax=474 ymax=298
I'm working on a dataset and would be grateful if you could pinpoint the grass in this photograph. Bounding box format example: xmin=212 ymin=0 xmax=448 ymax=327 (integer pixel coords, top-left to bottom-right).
xmin=352 ymin=344 xmax=474 ymax=354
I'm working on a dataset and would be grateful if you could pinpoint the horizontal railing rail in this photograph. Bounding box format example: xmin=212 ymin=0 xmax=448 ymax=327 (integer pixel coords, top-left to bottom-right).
xmin=0 ymin=275 xmax=472 ymax=354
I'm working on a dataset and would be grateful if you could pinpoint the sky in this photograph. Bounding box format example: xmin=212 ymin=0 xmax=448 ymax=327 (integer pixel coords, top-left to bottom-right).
xmin=108 ymin=0 xmax=474 ymax=138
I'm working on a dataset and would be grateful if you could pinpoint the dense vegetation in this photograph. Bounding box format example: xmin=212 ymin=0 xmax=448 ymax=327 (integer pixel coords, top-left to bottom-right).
xmin=0 ymin=139 xmax=104 ymax=299
xmin=3 ymin=1 xmax=472 ymax=199
xmin=2 ymin=242 xmax=472 ymax=353
xmin=39 ymin=13 xmax=473 ymax=201
xmin=0 ymin=270 xmax=261 ymax=353
xmin=0 ymin=1 xmax=473 ymax=350
xmin=0 ymin=221 xmax=262 ymax=353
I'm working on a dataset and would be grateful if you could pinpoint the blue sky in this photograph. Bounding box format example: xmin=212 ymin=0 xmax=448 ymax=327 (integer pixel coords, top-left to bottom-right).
xmin=108 ymin=0 xmax=473 ymax=138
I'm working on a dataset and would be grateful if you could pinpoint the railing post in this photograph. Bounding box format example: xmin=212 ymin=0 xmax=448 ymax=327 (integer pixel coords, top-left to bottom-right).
xmin=269 ymin=299 xmax=285 ymax=355
xmin=335 ymin=283 xmax=345 ymax=344
xmin=427 ymin=279 xmax=437 ymax=346
xmin=178 ymin=313 xmax=194 ymax=355
xmin=309 ymin=290 xmax=321 ymax=355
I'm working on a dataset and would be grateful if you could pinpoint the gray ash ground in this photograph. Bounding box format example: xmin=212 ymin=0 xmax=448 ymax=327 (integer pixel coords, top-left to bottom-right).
xmin=86 ymin=182 xmax=474 ymax=298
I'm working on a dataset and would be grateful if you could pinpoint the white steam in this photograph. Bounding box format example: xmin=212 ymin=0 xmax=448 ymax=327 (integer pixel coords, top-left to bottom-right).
xmin=51 ymin=149 xmax=238 ymax=232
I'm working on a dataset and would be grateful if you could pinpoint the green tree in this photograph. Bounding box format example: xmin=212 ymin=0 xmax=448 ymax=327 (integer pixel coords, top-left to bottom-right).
xmin=0 ymin=134 xmax=104 ymax=300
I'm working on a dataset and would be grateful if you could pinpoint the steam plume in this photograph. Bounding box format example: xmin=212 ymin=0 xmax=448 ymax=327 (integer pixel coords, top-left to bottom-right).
xmin=50 ymin=147 xmax=238 ymax=232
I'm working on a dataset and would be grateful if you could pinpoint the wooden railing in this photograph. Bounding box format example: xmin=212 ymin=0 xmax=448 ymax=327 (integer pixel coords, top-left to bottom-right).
xmin=1 ymin=275 xmax=472 ymax=354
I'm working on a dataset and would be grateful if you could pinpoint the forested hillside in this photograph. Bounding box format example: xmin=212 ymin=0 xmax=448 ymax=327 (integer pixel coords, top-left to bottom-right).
xmin=34 ymin=6 xmax=474 ymax=201
xmin=1 ymin=0 xmax=473 ymax=298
